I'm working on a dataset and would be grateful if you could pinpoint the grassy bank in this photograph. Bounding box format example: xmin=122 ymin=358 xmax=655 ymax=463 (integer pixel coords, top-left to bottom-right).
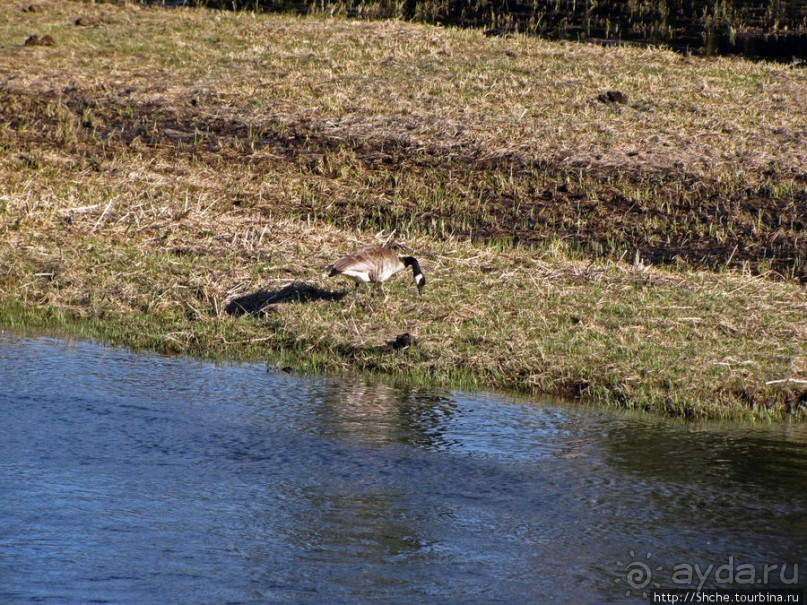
xmin=1 ymin=2 xmax=805 ymax=420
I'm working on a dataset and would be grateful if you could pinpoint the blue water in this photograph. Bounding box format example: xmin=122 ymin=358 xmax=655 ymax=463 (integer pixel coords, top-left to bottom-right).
xmin=0 ymin=333 xmax=805 ymax=603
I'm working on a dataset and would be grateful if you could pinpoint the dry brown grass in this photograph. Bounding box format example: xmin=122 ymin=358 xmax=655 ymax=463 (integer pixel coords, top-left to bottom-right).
xmin=2 ymin=2 xmax=804 ymax=273
xmin=1 ymin=2 xmax=805 ymax=420
xmin=5 ymin=4 xmax=805 ymax=173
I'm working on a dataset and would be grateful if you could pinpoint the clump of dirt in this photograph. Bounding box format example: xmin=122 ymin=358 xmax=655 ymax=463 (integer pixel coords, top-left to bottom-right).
xmin=23 ymin=34 xmax=55 ymax=46
xmin=597 ymin=90 xmax=629 ymax=104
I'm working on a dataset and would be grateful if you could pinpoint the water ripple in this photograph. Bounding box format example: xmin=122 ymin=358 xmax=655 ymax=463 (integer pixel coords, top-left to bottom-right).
xmin=1 ymin=332 xmax=805 ymax=602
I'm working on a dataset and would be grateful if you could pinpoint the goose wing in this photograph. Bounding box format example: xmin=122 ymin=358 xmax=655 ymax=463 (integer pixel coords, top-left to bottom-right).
xmin=330 ymin=246 xmax=401 ymax=282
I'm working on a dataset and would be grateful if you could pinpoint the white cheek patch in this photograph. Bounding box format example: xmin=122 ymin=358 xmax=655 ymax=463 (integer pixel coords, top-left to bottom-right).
xmin=415 ymin=274 xmax=425 ymax=285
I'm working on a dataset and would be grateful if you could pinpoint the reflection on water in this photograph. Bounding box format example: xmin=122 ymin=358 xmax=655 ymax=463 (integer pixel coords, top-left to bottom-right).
xmin=314 ymin=380 xmax=457 ymax=448
xmin=0 ymin=332 xmax=805 ymax=603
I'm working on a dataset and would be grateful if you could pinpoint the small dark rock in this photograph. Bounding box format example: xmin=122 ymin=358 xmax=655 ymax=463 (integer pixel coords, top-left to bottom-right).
xmin=598 ymin=90 xmax=629 ymax=105
xmin=26 ymin=34 xmax=55 ymax=46
xmin=389 ymin=332 xmax=416 ymax=351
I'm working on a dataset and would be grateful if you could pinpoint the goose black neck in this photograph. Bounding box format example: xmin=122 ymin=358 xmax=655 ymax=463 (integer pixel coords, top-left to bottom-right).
xmin=402 ymin=256 xmax=426 ymax=294
xmin=402 ymin=256 xmax=421 ymax=275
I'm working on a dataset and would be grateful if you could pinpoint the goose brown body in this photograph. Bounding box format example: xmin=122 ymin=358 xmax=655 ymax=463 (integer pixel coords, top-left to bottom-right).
xmin=328 ymin=245 xmax=426 ymax=295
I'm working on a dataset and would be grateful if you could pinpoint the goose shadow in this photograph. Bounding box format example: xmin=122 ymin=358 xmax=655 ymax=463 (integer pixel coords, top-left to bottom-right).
xmin=224 ymin=282 xmax=346 ymax=317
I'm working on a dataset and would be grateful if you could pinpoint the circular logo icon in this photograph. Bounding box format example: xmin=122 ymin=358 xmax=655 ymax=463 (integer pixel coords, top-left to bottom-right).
xmin=615 ymin=551 xmax=663 ymax=597
xmin=625 ymin=560 xmax=653 ymax=589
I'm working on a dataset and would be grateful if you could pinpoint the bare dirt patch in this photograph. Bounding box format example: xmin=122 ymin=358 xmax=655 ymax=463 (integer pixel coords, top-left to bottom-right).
xmin=2 ymin=82 xmax=804 ymax=278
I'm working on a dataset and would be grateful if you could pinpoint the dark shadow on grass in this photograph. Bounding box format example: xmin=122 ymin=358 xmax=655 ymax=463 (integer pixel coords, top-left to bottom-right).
xmin=225 ymin=282 xmax=346 ymax=316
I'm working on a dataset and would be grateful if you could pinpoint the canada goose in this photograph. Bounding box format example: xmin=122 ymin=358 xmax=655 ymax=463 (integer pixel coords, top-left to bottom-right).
xmin=328 ymin=245 xmax=426 ymax=296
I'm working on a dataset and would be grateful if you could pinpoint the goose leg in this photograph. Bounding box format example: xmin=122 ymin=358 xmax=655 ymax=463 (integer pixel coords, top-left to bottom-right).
xmin=347 ymin=282 xmax=360 ymax=311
